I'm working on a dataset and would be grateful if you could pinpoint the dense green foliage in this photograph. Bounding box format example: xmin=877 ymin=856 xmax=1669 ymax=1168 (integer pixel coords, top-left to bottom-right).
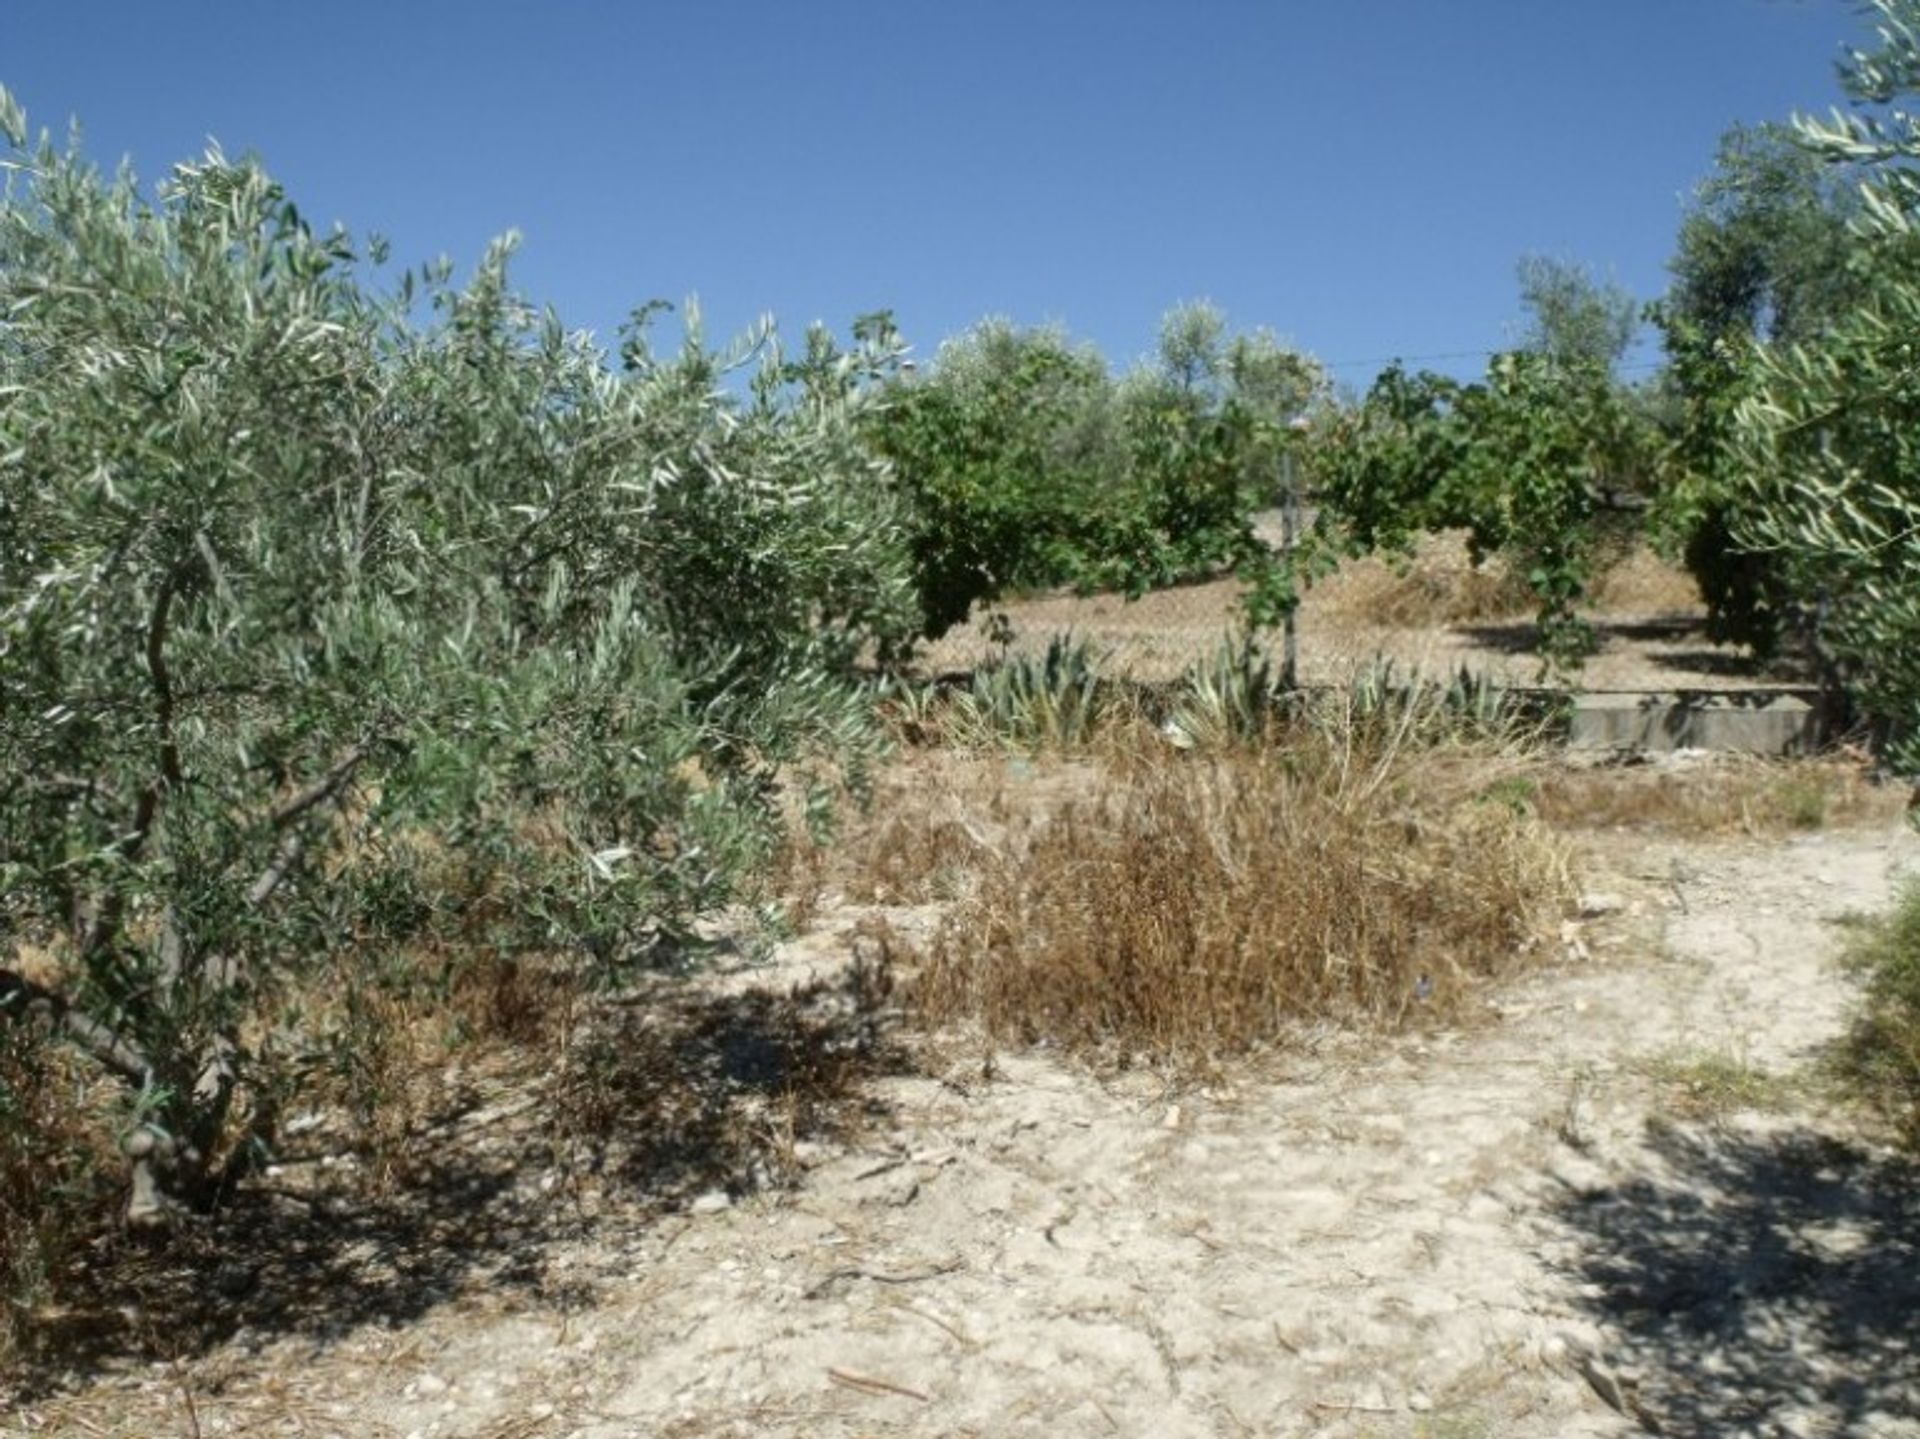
xmin=1717 ymin=1 xmax=1920 ymax=764
xmin=860 ymin=319 xmax=1131 ymax=637
xmin=0 ymin=92 xmax=916 ymax=1219
xmin=1652 ymin=123 xmax=1865 ymax=655
xmin=1316 ymin=347 xmax=1657 ymax=673
xmin=864 ymin=305 xmax=1325 ymax=639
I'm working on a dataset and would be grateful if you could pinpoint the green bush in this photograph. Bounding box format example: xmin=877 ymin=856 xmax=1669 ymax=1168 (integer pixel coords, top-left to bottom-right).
xmin=1316 ymin=352 xmax=1657 ymax=676
xmin=863 ymin=320 xmax=1131 ymax=637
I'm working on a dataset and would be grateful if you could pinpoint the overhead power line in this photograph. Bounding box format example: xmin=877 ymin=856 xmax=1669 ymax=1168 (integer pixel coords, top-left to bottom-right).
xmin=1320 ymin=343 xmax=1666 ymax=372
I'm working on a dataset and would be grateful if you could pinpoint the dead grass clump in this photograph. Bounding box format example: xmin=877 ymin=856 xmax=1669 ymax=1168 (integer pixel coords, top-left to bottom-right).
xmin=1320 ymin=532 xmax=1701 ymax=630
xmin=775 ymin=763 xmax=1002 ymax=909
xmin=1587 ymin=543 xmax=1704 ymax=613
xmin=1530 ymin=757 xmax=1905 ymax=837
xmin=778 ymin=753 xmax=1084 ymax=911
xmin=836 ymin=810 xmax=994 ymax=904
xmin=1321 ymin=532 xmax=1534 ymax=628
xmin=244 ymin=938 xmax=582 ymax=1195
xmin=909 ymin=738 xmax=1572 ymax=1062
xmin=773 ymin=791 xmax=971 ymax=913
xmin=0 ymin=1025 xmax=121 ymax=1366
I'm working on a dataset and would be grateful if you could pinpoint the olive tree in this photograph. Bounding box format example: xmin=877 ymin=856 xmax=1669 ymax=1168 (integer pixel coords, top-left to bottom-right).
xmin=1514 ymin=255 xmax=1640 ymax=371
xmin=1726 ymin=1 xmax=1920 ymax=764
xmin=0 ymin=89 xmax=916 ymax=1224
xmin=1652 ymin=123 xmax=1864 ymax=655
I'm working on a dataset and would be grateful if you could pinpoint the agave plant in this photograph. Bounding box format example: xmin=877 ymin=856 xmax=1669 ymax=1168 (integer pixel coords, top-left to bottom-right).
xmin=1330 ymin=657 xmax=1527 ymax=742
xmin=1162 ymin=632 xmax=1287 ymax=750
xmin=948 ymin=633 xmax=1111 ymax=749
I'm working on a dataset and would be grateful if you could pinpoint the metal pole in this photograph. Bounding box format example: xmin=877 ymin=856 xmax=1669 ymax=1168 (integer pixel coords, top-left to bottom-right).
xmin=1280 ymin=416 xmax=1309 ymax=692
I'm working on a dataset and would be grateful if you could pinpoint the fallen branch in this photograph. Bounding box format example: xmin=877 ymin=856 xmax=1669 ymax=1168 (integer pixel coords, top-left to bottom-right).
xmin=1311 ymin=1399 xmax=1397 ymax=1415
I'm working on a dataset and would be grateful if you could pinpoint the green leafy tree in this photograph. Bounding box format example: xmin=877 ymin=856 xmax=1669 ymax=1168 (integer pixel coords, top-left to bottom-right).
xmin=0 ymin=89 xmax=915 ymax=1223
xmin=1315 ymin=252 xmax=1663 ymax=674
xmin=865 ymin=308 xmax=1326 ymax=639
xmin=1653 ymin=123 xmax=1864 ymax=653
xmin=1121 ymin=305 xmax=1329 ymax=625
xmin=1514 ymin=255 xmax=1640 ymax=371
xmin=863 ymin=318 xmax=1131 ymax=637
xmin=1318 ymin=350 xmax=1656 ymax=673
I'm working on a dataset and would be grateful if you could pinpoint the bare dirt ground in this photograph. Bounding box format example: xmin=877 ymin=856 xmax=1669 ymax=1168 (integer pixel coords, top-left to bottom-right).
xmin=920 ymin=533 xmax=1795 ymax=691
xmin=12 ymin=780 xmax=1918 ymax=1439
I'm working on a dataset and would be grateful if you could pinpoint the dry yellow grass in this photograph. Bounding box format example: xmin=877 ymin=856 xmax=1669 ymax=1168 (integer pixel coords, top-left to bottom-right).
xmin=1314 ymin=531 xmax=1703 ymax=630
xmin=1315 ymin=533 xmax=1537 ymax=628
xmin=1587 ymin=541 xmax=1706 ymax=614
xmin=1529 ymin=756 xmax=1906 ymax=837
xmin=898 ymin=733 xmax=1573 ymax=1063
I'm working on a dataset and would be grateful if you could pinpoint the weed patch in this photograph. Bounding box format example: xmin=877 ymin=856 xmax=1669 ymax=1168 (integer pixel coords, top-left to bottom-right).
xmin=1836 ymin=880 xmax=1920 ymax=1144
xmin=1641 ymin=1048 xmax=1801 ymax=1121
xmin=0 ymin=1025 xmax=121 ymax=1366
xmin=1531 ymin=758 xmax=1902 ymax=837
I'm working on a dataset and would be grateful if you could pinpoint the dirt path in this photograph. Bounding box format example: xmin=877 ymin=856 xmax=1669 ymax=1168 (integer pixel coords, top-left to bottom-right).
xmin=13 ymin=823 xmax=1920 ymax=1439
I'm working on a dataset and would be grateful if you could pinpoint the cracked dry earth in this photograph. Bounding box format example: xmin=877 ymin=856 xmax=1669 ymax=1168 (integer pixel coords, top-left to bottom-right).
xmin=12 ymin=820 xmax=1920 ymax=1439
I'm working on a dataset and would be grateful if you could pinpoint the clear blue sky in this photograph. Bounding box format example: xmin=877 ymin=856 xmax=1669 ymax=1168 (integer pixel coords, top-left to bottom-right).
xmin=4 ymin=1 xmax=1874 ymax=386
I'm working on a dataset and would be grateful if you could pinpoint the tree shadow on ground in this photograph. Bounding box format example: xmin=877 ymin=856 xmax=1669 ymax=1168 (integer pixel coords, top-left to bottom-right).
xmin=1646 ymin=649 xmax=1812 ymax=683
xmin=1546 ymin=1121 xmax=1920 ymax=1436
xmin=1453 ymin=616 xmax=1706 ymax=659
xmin=10 ymin=957 xmax=906 ymax=1402
xmin=1452 ymin=617 xmax=1811 ymax=686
